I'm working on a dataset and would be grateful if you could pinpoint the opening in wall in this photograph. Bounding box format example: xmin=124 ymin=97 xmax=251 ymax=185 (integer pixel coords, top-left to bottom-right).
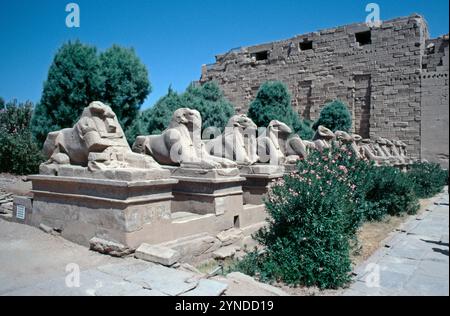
xmin=251 ymin=51 xmax=268 ymax=61
xmin=355 ymin=31 xmax=372 ymax=46
xmin=299 ymin=40 xmax=313 ymax=51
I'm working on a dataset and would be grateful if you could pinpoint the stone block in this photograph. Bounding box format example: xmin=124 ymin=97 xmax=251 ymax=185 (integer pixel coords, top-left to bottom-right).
xmin=134 ymin=243 xmax=180 ymax=266
xmin=89 ymin=237 xmax=134 ymax=257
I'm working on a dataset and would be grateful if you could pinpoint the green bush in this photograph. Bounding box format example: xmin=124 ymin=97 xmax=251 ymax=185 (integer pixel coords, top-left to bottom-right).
xmin=232 ymin=145 xmax=425 ymax=288
xmin=312 ymin=100 xmax=352 ymax=132
xmin=247 ymin=81 xmax=313 ymax=139
xmin=0 ymin=99 xmax=44 ymax=174
xmin=364 ymin=166 xmax=419 ymax=220
xmin=234 ymin=146 xmax=365 ymax=289
xmin=140 ymin=82 xmax=235 ymax=137
xmin=407 ymin=162 xmax=448 ymax=198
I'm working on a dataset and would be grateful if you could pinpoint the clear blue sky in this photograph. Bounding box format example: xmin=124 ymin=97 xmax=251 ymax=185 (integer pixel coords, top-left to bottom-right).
xmin=1 ymin=0 xmax=448 ymax=110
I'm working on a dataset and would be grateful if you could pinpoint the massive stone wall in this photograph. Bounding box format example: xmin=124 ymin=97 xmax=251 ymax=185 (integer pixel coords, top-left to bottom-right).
xmin=199 ymin=14 xmax=449 ymax=165
xmin=420 ymin=35 xmax=449 ymax=169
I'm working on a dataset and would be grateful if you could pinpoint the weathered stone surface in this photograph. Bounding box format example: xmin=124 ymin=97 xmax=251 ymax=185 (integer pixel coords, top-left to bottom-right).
xmin=213 ymin=245 xmax=240 ymax=259
xmin=219 ymin=272 xmax=289 ymax=296
xmin=124 ymin=265 xmax=198 ymax=296
xmin=40 ymin=101 xmax=167 ymax=179
xmin=133 ymin=108 xmax=236 ymax=169
xmin=134 ymin=243 xmax=180 ymax=266
xmin=89 ymin=237 xmax=134 ymax=257
xmin=39 ymin=223 xmax=53 ymax=234
xmin=207 ymin=114 xmax=259 ymax=165
xmin=160 ymin=233 xmax=222 ymax=263
xmin=181 ymin=279 xmax=228 ymax=296
xmin=216 ymin=228 xmax=243 ymax=246
xmin=199 ymin=15 xmax=449 ymax=168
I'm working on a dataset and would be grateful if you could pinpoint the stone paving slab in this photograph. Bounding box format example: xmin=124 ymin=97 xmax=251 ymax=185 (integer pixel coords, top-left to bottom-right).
xmin=344 ymin=189 xmax=449 ymax=296
xmin=0 ymin=220 xmax=228 ymax=296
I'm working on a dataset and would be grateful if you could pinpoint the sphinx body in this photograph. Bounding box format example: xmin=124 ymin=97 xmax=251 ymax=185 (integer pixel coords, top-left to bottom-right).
xmin=257 ymin=120 xmax=300 ymax=164
xmin=312 ymin=125 xmax=335 ymax=152
xmin=207 ymin=114 xmax=259 ymax=165
xmin=133 ymin=108 xmax=236 ymax=169
xmin=41 ymin=101 xmax=161 ymax=173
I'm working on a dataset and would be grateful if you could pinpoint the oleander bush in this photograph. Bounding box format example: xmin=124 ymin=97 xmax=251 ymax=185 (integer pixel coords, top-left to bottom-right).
xmin=0 ymin=99 xmax=44 ymax=174
xmin=364 ymin=166 xmax=420 ymax=220
xmin=232 ymin=144 xmax=426 ymax=288
xmin=234 ymin=146 xmax=366 ymax=289
xmin=407 ymin=162 xmax=448 ymax=198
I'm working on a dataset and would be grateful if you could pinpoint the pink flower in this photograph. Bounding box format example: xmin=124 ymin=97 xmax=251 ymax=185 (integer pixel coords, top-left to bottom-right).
xmin=338 ymin=165 xmax=348 ymax=174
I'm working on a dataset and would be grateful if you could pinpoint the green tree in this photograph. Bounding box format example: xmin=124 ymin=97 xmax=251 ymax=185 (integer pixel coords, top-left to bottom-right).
xmin=181 ymin=81 xmax=235 ymax=134
xmin=140 ymin=82 xmax=235 ymax=137
xmin=1 ymin=99 xmax=44 ymax=174
xmin=313 ymin=100 xmax=352 ymax=132
xmin=142 ymin=86 xmax=183 ymax=135
xmin=99 ymin=45 xmax=151 ymax=132
xmin=32 ymin=41 xmax=151 ymax=146
xmin=32 ymin=41 xmax=103 ymax=145
xmin=247 ymin=81 xmax=313 ymax=139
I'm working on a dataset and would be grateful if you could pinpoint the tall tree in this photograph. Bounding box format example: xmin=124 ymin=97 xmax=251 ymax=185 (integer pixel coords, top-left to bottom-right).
xmin=32 ymin=41 xmax=151 ymax=146
xmin=181 ymin=81 xmax=235 ymax=134
xmin=98 ymin=45 xmax=151 ymax=130
xmin=32 ymin=41 xmax=102 ymax=144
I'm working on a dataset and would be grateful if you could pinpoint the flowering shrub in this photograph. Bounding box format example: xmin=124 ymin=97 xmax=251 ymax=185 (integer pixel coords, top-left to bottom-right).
xmin=235 ymin=145 xmax=366 ymax=289
xmin=407 ymin=162 xmax=448 ymax=198
xmin=233 ymin=144 xmax=424 ymax=289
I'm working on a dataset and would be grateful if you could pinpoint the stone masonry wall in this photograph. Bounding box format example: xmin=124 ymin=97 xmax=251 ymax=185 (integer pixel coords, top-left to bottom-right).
xmin=199 ymin=14 xmax=448 ymax=162
xmin=420 ymin=35 xmax=449 ymax=168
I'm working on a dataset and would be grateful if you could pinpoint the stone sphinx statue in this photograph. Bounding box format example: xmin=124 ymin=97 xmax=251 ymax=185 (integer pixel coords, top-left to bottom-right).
xmin=257 ymin=120 xmax=300 ymax=164
xmin=133 ymin=108 xmax=236 ymax=169
xmin=375 ymin=137 xmax=398 ymax=165
xmin=206 ymin=114 xmax=259 ymax=165
xmin=394 ymin=140 xmax=411 ymax=164
xmin=360 ymin=138 xmax=387 ymax=166
xmin=334 ymin=131 xmax=364 ymax=159
xmin=312 ymin=125 xmax=335 ymax=152
xmin=40 ymin=101 xmax=162 ymax=176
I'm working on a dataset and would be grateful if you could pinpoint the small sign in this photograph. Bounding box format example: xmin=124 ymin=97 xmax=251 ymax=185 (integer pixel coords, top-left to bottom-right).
xmin=16 ymin=205 xmax=26 ymax=220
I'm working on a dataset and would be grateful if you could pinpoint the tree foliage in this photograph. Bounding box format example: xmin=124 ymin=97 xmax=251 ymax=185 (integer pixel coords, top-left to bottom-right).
xmin=247 ymin=81 xmax=313 ymax=139
xmin=31 ymin=41 xmax=150 ymax=146
xmin=313 ymin=100 xmax=352 ymax=132
xmin=1 ymin=99 xmax=44 ymax=174
xmin=139 ymin=82 xmax=235 ymax=137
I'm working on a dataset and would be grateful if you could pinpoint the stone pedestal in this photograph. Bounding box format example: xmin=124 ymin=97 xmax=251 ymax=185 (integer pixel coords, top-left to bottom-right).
xmin=239 ymin=164 xmax=284 ymax=205
xmin=164 ymin=166 xmax=245 ymax=216
xmin=28 ymin=172 xmax=178 ymax=249
xmin=283 ymin=164 xmax=298 ymax=174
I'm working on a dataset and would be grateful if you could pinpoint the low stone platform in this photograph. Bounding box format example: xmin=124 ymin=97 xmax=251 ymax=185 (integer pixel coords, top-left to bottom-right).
xmin=239 ymin=164 xmax=284 ymax=205
xmin=21 ymin=174 xmax=178 ymax=249
xmin=165 ymin=166 xmax=245 ymax=216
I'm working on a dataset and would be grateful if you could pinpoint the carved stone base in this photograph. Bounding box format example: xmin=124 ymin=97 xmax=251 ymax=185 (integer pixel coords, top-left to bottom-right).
xmin=164 ymin=166 xmax=245 ymax=216
xmin=239 ymin=164 xmax=284 ymax=205
xmin=27 ymin=174 xmax=178 ymax=248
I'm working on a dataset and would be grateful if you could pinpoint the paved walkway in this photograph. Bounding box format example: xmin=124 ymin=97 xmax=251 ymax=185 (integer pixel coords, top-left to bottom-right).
xmin=0 ymin=220 xmax=229 ymax=296
xmin=344 ymin=188 xmax=449 ymax=296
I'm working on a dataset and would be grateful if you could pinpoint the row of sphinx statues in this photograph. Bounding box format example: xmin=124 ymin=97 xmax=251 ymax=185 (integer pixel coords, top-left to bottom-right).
xmin=40 ymin=102 xmax=411 ymax=175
